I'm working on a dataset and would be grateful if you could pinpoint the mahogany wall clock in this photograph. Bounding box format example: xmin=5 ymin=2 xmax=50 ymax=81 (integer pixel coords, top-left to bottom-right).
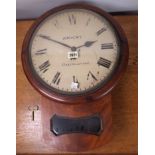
xmin=22 ymin=3 xmax=128 ymax=152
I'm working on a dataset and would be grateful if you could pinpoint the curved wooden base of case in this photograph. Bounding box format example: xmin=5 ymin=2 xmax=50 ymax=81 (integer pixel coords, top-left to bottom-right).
xmin=41 ymin=94 xmax=112 ymax=152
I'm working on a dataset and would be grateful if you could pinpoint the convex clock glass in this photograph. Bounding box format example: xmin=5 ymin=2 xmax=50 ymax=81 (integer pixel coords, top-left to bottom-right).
xmin=29 ymin=9 xmax=120 ymax=95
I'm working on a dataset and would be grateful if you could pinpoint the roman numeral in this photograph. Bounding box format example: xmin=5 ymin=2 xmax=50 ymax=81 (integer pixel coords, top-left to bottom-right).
xmin=101 ymin=43 xmax=113 ymax=49
xmin=52 ymin=72 xmax=61 ymax=85
xmin=35 ymin=49 xmax=47 ymax=55
xmin=86 ymin=17 xmax=91 ymax=26
xmin=96 ymin=27 xmax=106 ymax=36
xmin=97 ymin=57 xmax=111 ymax=68
xmin=73 ymin=76 xmax=77 ymax=82
xmin=87 ymin=71 xmax=98 ymax=81
xmin=39 ymin=60 xmax=50 ymax=73
xmin=68 ymin=14 xmax=76 ymax=25
xmin=72 ymin=76 xmax=80 ymax=89
xmin=54 ymin=19 xmax=58 ymax=27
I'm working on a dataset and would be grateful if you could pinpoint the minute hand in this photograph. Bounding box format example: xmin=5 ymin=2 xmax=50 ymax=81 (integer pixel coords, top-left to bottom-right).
xmin=39 ymin=34 xmax=72 ymax=49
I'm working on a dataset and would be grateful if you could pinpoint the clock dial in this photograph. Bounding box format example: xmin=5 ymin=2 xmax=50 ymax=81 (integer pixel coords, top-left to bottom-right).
xmin=29 ymin=9 xmax=120 ymax=95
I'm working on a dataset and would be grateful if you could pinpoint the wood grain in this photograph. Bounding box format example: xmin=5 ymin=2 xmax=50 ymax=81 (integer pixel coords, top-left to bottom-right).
xmin=16 ymin=15 xmax=138 ymax=154
xmin=41 ymin=95 xmax=112 ymax=152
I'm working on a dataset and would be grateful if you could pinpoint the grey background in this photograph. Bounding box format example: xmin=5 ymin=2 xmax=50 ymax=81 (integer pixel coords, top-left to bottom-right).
xmin=16 ymin=0 xmax=138 ymax=19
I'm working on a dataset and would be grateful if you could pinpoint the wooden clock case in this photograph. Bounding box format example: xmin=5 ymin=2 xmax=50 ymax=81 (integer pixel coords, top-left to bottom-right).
xmin=22 ymin=3 xmax=129 ymax=152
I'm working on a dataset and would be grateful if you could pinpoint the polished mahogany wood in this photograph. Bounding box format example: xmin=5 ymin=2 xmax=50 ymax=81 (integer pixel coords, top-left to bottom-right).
xmin=21 ymin=3 xmax=129 ymax=104
xmin=20 ymin=3 xmax=129 ymax=152
xmin=16 ymin=15 xmax=137 ymax=154
xmin=41 ymin=95 xmax=112 ymax=151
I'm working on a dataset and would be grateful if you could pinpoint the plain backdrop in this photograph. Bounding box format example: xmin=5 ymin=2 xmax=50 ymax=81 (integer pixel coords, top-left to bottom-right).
xmin=16 ymin=0 xmax=138 ymax=19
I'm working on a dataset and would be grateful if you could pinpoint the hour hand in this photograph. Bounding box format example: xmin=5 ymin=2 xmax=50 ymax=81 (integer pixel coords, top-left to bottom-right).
xmin=38 ymin=34 xmax=72 ymax=49
xmin=76 ymin=40 xmax=97 ymax=49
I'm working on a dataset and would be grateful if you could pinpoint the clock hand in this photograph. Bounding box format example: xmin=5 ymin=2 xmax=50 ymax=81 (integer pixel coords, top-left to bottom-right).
xmin=68 ymin=40 xmax=97 ymax=59
xmin=76 ymin=40 xmax=97 ymax=49
xmin=39 ymin=34 xmax=72 ymax=49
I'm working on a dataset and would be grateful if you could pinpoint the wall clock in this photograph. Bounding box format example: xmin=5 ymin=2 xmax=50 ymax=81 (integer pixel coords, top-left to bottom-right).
xmin=22 ymin=3 xmax=128 ymax=152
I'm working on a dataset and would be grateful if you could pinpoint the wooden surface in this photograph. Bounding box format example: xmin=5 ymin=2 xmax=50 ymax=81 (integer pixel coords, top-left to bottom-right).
xmin=16 ymin=15 xmax=138 ymax=154
xmin=41 ymin=95 xmax=112 ymax=152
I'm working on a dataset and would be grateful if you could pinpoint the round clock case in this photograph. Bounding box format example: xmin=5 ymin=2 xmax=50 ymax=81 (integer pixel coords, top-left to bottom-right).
xmin=22 ymin=3 xmax=128 ymax=152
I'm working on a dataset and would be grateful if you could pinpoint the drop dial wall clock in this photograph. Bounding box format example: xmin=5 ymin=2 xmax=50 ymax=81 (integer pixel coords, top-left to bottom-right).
xmin=22 ymin=3 xmax=128 ymax=152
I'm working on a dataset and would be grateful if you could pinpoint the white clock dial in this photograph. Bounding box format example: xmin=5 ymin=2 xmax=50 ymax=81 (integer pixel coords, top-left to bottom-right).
xmin=30 ymin=9 xmax=120 ymax=95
